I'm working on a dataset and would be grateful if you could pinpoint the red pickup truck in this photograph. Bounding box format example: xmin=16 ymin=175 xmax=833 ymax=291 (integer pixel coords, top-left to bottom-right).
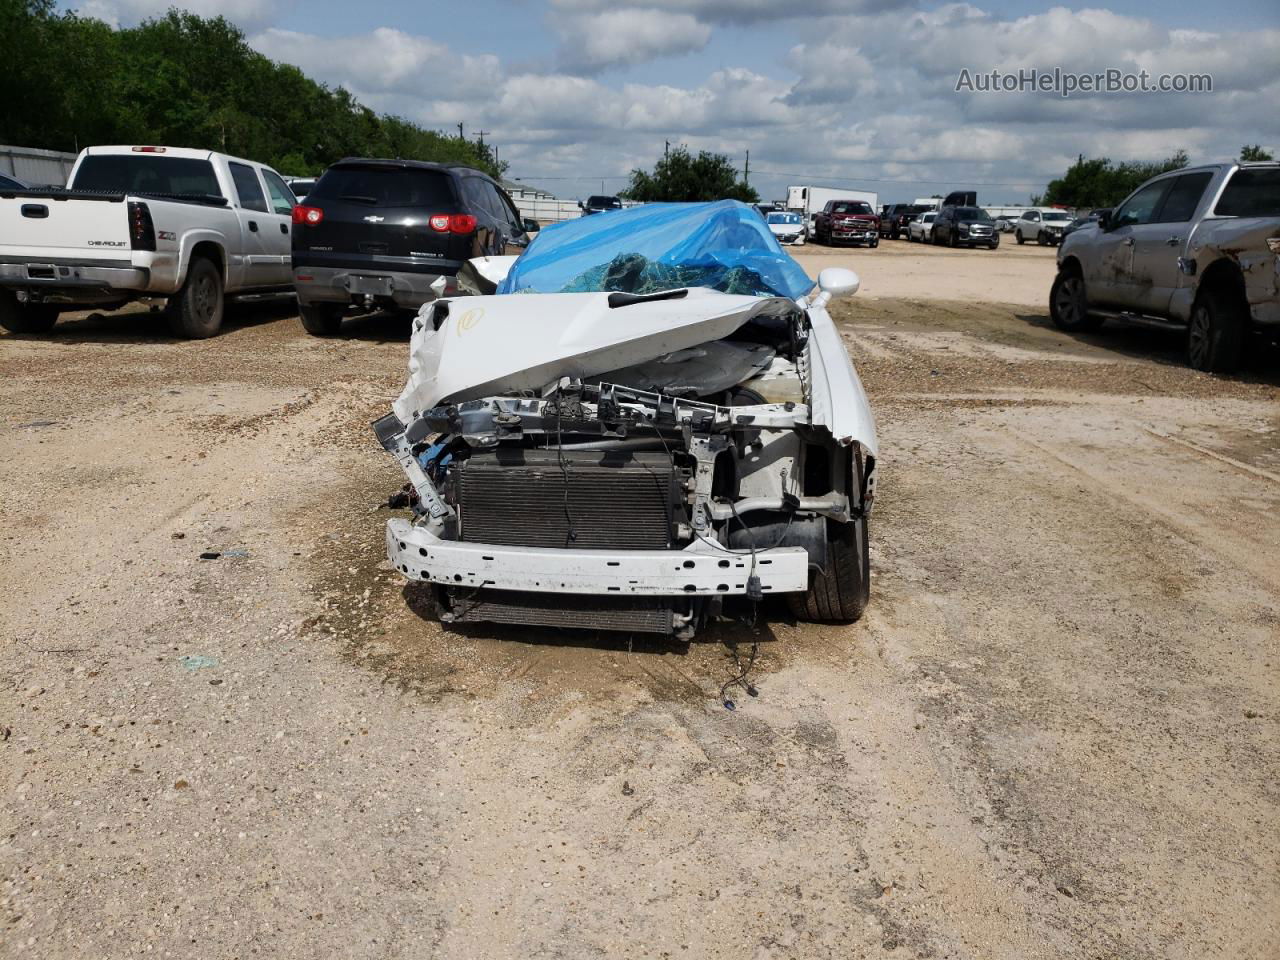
xmin=812 ymin=200 xmax=880 ymax=247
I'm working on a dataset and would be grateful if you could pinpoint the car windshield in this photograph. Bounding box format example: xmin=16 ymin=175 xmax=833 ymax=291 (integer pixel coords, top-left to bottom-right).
xmin=588 ymin=195 xmax=621 ymax=208
xmin=71 ymin=155 xmax=223 ymax=197
xmin=767 ymin=212 xmax=801 ymax=224
xmin=309 ymin=166 xmax=454 ymax=206
xmin=1214 ymin=168 xmax=1280 ymax=217
xmin=1042 ymin=211 xmax=1072 ymax=222
xmin=831 ymin=202 xmax=872 ymax=214
xmin=955 ymin=207 xmax=992 ymax=220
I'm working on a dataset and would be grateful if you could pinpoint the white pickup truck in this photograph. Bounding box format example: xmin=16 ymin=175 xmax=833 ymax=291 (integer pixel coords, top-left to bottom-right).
xmin=0 ymin=145 xmax=297 ymax=338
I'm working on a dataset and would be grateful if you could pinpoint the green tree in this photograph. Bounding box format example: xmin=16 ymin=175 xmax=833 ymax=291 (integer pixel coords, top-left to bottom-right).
xmin=1040 ymin=151 xmax=1189 ymax=208
xmin=1240 ymin=144 xmax=1274 ymax=162
xmin=0 ymin=1 xmax=506 ymax=179
xmin=623 ymin=146 xmax=759 ymax=203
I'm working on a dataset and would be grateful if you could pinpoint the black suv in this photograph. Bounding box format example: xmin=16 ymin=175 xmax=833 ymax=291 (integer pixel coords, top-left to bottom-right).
xmin=579 ymin=195 xmax=622 ymax=215
xmin=931 ymin=205 xmax=998 ymax=248
xmin=291 ymin=158 xmax=536 ymax=335
xmin=879 ymin=203 xmax=932 ymax=239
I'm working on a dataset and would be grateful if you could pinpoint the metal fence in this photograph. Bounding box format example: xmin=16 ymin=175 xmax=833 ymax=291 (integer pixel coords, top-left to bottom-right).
xmin=512 ymin=196 xmax=584 ymax=224
xmin=508 ymin=194 xmax=645 ymax=225
xmin=0 ymin=145 xmax=76 ymax=186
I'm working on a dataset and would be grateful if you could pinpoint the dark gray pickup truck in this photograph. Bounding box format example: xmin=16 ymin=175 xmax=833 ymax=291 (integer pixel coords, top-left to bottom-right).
xmin=1049 ymin=162 xmax=1279 ymax=372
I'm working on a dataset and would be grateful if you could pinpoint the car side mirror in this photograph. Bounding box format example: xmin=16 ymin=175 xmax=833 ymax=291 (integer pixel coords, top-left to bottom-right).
xmin=523 ymin=217 xmax=540 ymax=233
xmin=577 ymin=201 xmax=584 ymax=210
xmin=1096 ymin=211 xmax=1111 ymax=231
xmin=816 ymin=267 xmax=860 ymax=304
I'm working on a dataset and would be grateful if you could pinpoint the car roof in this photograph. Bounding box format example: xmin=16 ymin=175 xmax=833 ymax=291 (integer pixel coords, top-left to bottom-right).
xmin=330 ymin=157 xmax=492 ymax=179
xmin=82 ymin=145 xmax=268 ymax=169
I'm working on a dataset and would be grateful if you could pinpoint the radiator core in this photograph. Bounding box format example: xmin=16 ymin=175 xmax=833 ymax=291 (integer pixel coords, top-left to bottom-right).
xmin=455 ymin=449 xmax=680 ymax=551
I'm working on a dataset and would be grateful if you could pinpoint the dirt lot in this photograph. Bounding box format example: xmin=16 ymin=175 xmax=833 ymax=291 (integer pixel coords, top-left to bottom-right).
xmin=3 ymin=239 xmax=1278 ymax=959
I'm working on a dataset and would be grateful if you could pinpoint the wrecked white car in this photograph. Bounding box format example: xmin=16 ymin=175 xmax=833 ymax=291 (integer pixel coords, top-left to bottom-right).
xmin=373 ymin=201 xmax=878 ymax=640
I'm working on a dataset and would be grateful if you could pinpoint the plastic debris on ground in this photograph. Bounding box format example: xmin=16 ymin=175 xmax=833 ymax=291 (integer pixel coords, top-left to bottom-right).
xmin=497 ymin=200 xmax=814 ymax=301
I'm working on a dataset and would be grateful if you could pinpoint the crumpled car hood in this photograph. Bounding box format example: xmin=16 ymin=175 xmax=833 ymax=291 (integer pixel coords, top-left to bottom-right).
xmin=392 ymin=288 xmax=798 ymax=423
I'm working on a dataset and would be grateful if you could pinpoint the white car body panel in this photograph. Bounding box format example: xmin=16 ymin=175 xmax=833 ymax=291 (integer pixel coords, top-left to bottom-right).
xmin=386 ymin=519 xmax=810 ymax=596
xmin=804 ymin=298 xmax=878 ymax=455
xmin=393 ymin=288 xmax=802 ymax=422
xmin=464 ymin=255 xmax=519 ymax=288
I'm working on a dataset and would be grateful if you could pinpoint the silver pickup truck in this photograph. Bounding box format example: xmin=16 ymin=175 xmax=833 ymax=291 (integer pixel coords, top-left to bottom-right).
xmin=0 ymin=146 xmax=296 ymax=338
xmin=1049 ymin=162 xmax=1280 ymax=372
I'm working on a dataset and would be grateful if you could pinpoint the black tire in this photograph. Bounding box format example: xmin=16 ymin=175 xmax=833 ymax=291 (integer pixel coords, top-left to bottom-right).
xmin=167 ymin=257 xmax=223 ymax=338
xmin=1049 ymin=267 xmax=1102 ymax=332
xmin=988 ymin=240 xmax=999 ymax=250
xmin=948 ymin=230 xmax=958 ymax=248
xmin=788 ymin=515 xmax=870 ymax=624
xmin=0 ymin=291 xmax=59 ymax=333
xmin=1187 ymin=283 xmax=1247 ymax=373
xmin=1036 ymin=231 xmax=1047 ymax=246
xmin=869 ymin=238 xmax=878 ymax=248
xmin=299 ymin=301 xmax=345 ymax=336
xmin=1016 ymin=230 xmax=1025 ymax=245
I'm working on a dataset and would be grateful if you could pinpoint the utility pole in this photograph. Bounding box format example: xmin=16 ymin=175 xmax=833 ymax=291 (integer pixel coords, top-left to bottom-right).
xmin=664 ymin=139 xmax=669 ymax=159
xmin=457 ymin=122 xmax=464 ymax=140
xmin=744 ymin=150 xmax=750 ymax=186
xmin=475 ymin=130 xmax=490 ymax=147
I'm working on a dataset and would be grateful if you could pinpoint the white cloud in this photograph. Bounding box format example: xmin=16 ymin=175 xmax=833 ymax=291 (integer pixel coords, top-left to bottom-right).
xmin=549 ymin=0 xmax=914 ymax=27
xmin=249 ymin=27 xmax=501 ymax=103
xmin=554 ymin=9 xmax=712 ymax=71
xmin=231 ymin=4 xmax=1279 ymax=205
xmin=75 ymin=0 xmax=294 ymax=31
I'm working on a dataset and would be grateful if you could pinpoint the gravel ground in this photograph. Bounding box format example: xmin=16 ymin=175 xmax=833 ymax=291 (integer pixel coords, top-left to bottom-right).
xmin=2 ymin=242 xmax=1278 ymax=959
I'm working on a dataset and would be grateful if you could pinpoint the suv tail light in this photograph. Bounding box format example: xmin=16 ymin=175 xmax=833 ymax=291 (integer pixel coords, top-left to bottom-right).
xmin=428 ymin=213 xmax=477 ymax=234
xmin=127 ymin=201 xmax=155 ymax=251
xmin=292 ymin=205 xmax=324 ymax=226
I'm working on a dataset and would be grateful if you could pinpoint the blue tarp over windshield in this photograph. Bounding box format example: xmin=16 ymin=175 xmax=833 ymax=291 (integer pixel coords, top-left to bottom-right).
xmin=497 ymin=199 xmax=814 ymax=300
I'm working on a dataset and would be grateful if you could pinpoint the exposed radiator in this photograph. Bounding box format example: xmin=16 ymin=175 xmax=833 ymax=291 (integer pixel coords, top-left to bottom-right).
xmin=444 ymin=587 xmax=674 ymax=635
xmin=455 ymin=449 xmax=681 ymax=550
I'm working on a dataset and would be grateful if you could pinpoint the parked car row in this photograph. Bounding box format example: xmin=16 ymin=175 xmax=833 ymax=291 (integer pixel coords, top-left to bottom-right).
xmin=0 ymin=146 xmax=538 ymax=339
xmin=879 ymin=203 xmax=933 ymax=239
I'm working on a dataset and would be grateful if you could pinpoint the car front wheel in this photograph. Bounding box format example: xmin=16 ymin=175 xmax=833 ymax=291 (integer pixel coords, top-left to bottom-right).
xmin=1016 ymin=230 xmax=1025 ymax=245
xmin=789 ymin=515 xmax=869 ymax=625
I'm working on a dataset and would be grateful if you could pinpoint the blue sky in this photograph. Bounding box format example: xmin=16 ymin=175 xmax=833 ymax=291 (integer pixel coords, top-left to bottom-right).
xmin=71 ymin=1 xmax=1280 ymax=204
